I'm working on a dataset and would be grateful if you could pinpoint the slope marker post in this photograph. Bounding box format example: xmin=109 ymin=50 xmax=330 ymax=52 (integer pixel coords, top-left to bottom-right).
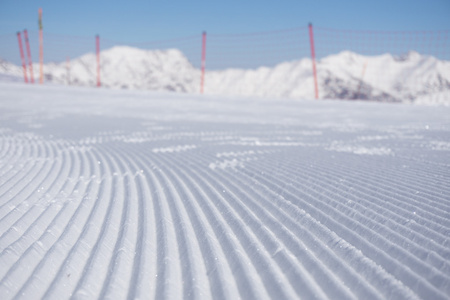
xmin=309 ymin=23 xmax=319 ymax=99
xmin=39 ymin=8 xmax=44 ymax=84
xmin=17 ymin=32 xmax=28 ymax=83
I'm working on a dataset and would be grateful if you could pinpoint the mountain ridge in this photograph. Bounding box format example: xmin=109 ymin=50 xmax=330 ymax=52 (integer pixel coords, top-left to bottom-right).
xmin=1 ymin=46 xmax=449 ymax=104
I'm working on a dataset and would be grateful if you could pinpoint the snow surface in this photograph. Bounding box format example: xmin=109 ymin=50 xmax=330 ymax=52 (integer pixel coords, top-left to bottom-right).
xmin=1 ymin=47 xmax=449 ymax=104
xmin=0 ymin=82 xmax=450 ymax=299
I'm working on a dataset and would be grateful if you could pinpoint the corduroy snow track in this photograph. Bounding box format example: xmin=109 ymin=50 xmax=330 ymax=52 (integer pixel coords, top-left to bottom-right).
xmin=0 ymin=82 xmax=449 ymax=299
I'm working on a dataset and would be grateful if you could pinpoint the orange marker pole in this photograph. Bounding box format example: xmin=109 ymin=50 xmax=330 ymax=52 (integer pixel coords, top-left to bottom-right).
xmin=39 ymin=8 xmax=44 ymax=84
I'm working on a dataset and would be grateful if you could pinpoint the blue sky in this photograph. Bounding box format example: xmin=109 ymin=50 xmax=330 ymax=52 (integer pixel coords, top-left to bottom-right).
xmin=1 ymin=0 xmax=449 ymax=65
xmin=1 ymin=0 xmax=449 ymax=39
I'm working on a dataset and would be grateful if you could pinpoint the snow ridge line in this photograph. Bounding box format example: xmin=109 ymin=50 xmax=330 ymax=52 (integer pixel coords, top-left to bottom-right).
xmin=266 ymin=153 xmax=450 ymax=251
xmin=97 ymin=145 xmax=138 ymax=300
xmin=240 ymin=152 xmax=449 ymax=299
xmin=0 ymin=141 xmax=76 ymax=295
xmin=131 ymin=147 xmax=239 ymax=300
xmin=143 ymin=150 xmax=244 ymax=296
xmin=0 ymin=141 xmax=46 ymax=209
xmin=70 ymin=149 xmax=122 ymax=299
xmin=327 ymin=151 xmax=450 ymax=204
xmin=0 ymin=148 xmax=79 ymax=263
xmin=232 ymin=164 xmax=420 ymax=299
xmin=190 ymin=148 xmax=390 ymax=299
xmin=156 ymin=154 xmax=300 ymax=297
xmin=150 ymin=151 xmax=273 ymax=300
xmin=148 ymin=156 xmax=211 ymax=299
xmin=155 ymin=146 xmax=398 ymax=298
xmin=275 ymin=152 xmax=450 ymax=244
xmin=41 ymin=148 xmax=102 ymax=299
xmin=330 ymin=154 xmax=450 ymax=208
xmin=48 ymin=148 xmax=106 ymax=299
xmin=114 ymin=149 xmax=157 ymax=300
xmin=187 ymin=150 xmax=365 ymax=299
xmin=1 ymin=120 xmax=450 ymax=300
xmin=260 ymin=154 xmax=450 ymax=272
xmin=0 ymin=136 xmax=27 ymax=178
xmin=10 ymin=151 xmax=92 ymax=299
xmin=0 ymin=141 xmax=59 ymax=251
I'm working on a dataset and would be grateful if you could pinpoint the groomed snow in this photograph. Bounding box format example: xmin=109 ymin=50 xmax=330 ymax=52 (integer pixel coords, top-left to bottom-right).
xmin=0 ymin=82 xmax=449 ymax=299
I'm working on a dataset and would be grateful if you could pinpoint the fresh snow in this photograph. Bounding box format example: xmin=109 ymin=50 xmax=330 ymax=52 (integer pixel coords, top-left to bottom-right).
xmin=1 ymin=46 xmax=449 ymax=104
xmin=0 ymin=82 xmax=449 ymax=299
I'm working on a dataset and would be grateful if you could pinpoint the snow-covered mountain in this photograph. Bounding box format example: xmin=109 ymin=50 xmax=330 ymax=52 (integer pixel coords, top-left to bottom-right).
xmin=45 ymin=46 xmax=200 ymax=92
xmin=0 ymin=47 xmax=200 ymax=92
xmin=1 ymin=46 xmax=449 ymax=104
xmin=206 ymin=51 xmax=450 ymax=104
xmin=0 ymin=59 xmax=23 ymax=83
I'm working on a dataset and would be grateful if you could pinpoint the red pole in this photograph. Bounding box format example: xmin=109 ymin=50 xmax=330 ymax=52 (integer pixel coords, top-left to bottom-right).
xmin=309 ymin=23 xmax=319 ymax=99
xmin=96 ymin=35 xmax=101 ymax=87
xmin=200 ymin=31 xmax=206 ymax=94
xmin=23 ymin=29 xmax=34 ymax=83
xmin=39 ymin=8 xmax=43 ymax=84
xmin=17 ymin=32 xmax=28 ymax=83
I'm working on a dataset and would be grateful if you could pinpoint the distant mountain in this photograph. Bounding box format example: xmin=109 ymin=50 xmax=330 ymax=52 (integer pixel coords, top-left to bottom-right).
xmin=206 ymin=51 xmax=450 ymax=104
xmin=42 ymin=47 xmax=200 ymax=92
xmin=0 ymin=59 xmax=23 ymax=82
xmin=1 ymin=46 xmax=449 ymax=104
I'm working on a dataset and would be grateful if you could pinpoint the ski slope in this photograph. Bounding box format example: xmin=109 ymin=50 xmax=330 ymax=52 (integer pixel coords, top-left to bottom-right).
xmin=0 ymin=82 xmax=449 ymax=299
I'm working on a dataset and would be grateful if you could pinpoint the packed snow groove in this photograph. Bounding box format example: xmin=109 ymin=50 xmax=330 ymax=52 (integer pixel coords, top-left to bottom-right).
xmin=0 ymin=83 xmax=450 ymax=299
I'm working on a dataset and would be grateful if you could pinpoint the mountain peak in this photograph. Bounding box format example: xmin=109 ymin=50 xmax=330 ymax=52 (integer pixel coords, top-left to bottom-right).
xmin=393 ymin=51 xmax=423 ymax=62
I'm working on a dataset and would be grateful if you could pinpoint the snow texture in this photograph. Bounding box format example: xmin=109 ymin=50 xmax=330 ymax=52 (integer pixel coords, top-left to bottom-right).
xmin=0 ymin=82 xmax=450 ymax=299
xmin=1 ymin=47 xmax=449 ymax=104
